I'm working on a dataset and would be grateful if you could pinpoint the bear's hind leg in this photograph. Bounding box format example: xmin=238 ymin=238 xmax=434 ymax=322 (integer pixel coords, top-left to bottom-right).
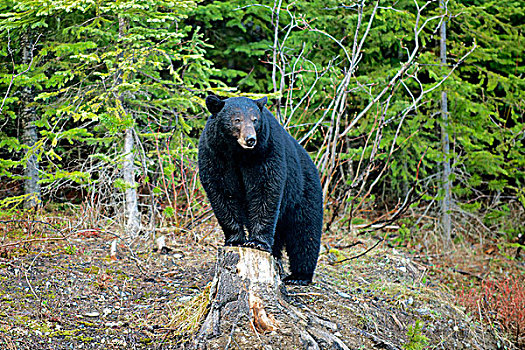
xmin=271 ymin=229 xmax=285 ymax=260
xmin=282 ymin=213 xmax=322 ymax=285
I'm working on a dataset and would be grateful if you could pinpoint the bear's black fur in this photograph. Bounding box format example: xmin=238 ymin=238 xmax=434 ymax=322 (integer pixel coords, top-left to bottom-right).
xmin=198 ymin=95 xmax=323 ymax=285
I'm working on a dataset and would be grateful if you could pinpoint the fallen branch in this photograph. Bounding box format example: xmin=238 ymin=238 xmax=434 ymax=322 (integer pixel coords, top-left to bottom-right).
xmin=0 ymin=234 xmax=71 ymax=249
xmin=0 ymin=219 xmax=61 ymax=234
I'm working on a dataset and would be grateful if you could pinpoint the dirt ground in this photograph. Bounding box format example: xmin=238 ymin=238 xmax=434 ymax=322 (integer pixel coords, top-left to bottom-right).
xmin=0 ymin=220 xmax=514 ymax=349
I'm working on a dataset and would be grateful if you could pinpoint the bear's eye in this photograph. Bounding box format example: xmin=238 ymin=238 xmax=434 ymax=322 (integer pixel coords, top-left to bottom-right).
xmin=253 ymin=118 xmax=258 ymax=123
xmin=234 ymin=118 xmax=241 ymax=123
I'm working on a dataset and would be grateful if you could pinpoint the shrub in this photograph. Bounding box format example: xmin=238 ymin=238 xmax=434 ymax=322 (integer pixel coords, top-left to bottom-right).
xmin=457 ymin=275 xmax=525 ymax=347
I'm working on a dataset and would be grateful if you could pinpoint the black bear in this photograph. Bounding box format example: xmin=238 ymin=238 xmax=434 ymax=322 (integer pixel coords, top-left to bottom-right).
xmin=198 ymin=95 xmax=323 ymax=285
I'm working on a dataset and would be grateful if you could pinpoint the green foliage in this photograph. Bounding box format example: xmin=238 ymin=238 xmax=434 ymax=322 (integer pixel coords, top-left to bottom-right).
xmin=403 ymin=320 xmax=429 ymax=350
xmin=0 ymin=0 xmax=217 ymax=218
xmin=195 ymin=0 xmax=524 ymax=232
xmin=0 ymin=0 xmax=523 ymax=237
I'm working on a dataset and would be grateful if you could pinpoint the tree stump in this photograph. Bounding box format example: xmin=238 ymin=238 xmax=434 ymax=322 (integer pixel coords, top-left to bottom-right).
xmin=194 ymin=247 xmax=349 ymax=350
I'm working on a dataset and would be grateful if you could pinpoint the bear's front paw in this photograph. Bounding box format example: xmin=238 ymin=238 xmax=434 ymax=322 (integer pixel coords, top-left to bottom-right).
xmin=242 ymin=240 xmax=272 ymax=253
xmin=283 ymin=274 xmax=313 ymax=286
xmin=224 ymin=240 xmax=244 ymax=247
xmin=224 ymin=233 xmax=246 ymax=247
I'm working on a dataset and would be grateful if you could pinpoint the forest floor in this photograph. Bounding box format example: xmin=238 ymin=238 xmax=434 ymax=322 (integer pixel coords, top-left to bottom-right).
xmin=0 ymin=216 xmax=521 ymax=349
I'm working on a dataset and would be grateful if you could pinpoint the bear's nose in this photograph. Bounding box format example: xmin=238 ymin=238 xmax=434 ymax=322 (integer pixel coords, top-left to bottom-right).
xmin=245 ymin=135 xmax=257 ymax=148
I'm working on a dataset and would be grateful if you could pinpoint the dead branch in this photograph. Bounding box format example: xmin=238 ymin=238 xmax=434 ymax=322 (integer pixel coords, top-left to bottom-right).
xmin=0 ymin=32 xmax=43 ymax=116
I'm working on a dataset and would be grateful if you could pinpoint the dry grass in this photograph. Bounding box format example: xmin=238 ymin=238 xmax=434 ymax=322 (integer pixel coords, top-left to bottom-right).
xmin=167 ymin=282 xmax=212 ymax=337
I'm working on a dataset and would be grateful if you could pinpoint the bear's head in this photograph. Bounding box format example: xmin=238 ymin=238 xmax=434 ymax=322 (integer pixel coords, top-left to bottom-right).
xmin=206 ymin=95 xmax=267 ymax=150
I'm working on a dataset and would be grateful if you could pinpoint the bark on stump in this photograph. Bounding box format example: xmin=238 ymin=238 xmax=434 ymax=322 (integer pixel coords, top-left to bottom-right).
xmin=195 ymin=246 xmax=348 ymax=350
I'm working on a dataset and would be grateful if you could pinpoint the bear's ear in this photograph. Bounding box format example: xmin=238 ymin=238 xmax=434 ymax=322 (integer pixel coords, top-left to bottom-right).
xmin=255 ymin=96 xmax=267 ymax=111
xmin=206 ymin=95 xmax=225 ymax=115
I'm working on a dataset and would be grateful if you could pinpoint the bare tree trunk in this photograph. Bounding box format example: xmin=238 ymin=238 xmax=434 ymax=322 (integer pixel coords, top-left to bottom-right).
xmin=440 ymin=0 xmax=452 ymax=245
xmin=20 ymin=34 xmax=40 ymax=209
xmin=123 ymin=127 xmax=140 ymax=236
xmin=119 ymin=17 xmax=140 ymax=237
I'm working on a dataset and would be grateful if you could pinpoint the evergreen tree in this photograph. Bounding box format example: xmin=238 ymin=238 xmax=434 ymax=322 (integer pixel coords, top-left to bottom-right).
xmin=194 ymin=0 xmax=524 ymax=238
xmin=0 ymin=0 xmax=218 ymax=231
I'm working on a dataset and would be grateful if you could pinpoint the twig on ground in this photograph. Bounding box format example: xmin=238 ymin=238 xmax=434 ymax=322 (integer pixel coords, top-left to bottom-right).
xmin=334 ymin=241 xmax=363 ymax=250
xmin=450 ymin=267 xmax=483 ymax=281
xmin=332 ymin=237 xmax=384 ymax=264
